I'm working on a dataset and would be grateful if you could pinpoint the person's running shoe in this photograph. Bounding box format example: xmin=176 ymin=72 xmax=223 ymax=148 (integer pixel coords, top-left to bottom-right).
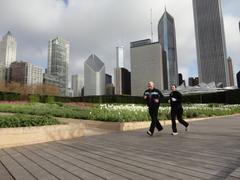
xmin=147 ymin=131 xmax=153 ymax=136
xmin=171 ymin=132 xmax=178 ymax=136
xmin=185 ymin=124 xmax=189 ymax=131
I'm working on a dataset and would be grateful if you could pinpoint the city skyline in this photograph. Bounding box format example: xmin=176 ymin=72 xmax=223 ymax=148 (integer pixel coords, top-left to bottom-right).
xmin=0 ymin=0 xmax=239 ymax=86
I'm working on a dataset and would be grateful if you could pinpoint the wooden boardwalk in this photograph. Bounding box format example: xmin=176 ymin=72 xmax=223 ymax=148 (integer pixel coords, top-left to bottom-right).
xmin=0 ymin=115 xmax=240 ymax=180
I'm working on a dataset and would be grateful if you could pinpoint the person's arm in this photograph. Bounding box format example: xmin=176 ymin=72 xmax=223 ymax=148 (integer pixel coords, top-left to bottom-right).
xmin=143 ymin=90 xmax=148 ymax=100
xmin=154 ymin=89 xmax=163 ymax=103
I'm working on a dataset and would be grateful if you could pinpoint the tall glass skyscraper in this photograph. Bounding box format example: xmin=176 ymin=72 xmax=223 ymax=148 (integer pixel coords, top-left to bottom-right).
xmin=158 ymin=10 xmax=178 ymax=89
xmin=193 ymin=0 xmax=229 ymax=87
xmin=0 ymin=31 xmax=17 ymax=68
xmin=47 ymin=37 xmax=69 ymax=96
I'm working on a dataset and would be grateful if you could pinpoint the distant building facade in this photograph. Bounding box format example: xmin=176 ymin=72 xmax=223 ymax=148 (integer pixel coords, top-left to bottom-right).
xmin=0 ymin=31 xmax=17 ymax=68
xmin=158 ymin=10 xmax=179 ymax=88
xmin=130 ymin=40 xmax=165 ymax=96
xmin=188 ymin=77 xmax=199 ymax=87
xmin=10 ymin=61 xmax=43 ymax=85
xmin=71 ymin=74 xmax=83 ymax=97
xmin=84 ymin=54 xmax=105 ymax=96
xmin=0 ymin=65 xmax=6 ymax=82
xmin=46 ymin=36 xmax=69 ymax=96
xmin=227 ymin=57 xmax=234 ymax=86
xmin=193 ymin=0 xmax=229 ymax=87
xmin=116 ymin=46 xmax=124 ymax=68
xmin=114 ymin=67 xmax=131 ymax=95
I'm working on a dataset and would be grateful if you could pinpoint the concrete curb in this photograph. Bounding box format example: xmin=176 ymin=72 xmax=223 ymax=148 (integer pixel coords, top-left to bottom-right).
xmin=0 ymin=122 xmax=85 ymax=149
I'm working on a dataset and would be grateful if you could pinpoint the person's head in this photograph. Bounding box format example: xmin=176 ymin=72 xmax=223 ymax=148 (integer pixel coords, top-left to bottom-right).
xmin=147 ymin=81 xmax=155 ymax=90
xmin=171 ymin=84 xmax=177 ymax=91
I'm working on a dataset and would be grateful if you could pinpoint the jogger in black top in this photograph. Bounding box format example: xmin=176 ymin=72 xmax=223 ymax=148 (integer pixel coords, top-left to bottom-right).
xmin=169 ymin=84 xmax=189 ymax=135
xmin=143 ymin=81 xmax=164 ymax=136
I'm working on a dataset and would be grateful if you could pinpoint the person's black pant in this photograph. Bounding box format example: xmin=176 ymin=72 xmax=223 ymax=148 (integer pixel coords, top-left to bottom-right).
xmin=171 ymin=107 xmax=189 ymax=133
xmin=149 ymin=106 xmax=163 ymax=134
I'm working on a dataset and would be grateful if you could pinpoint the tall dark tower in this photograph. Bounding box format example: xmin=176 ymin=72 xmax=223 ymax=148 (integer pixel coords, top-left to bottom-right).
xmin=192 ymin=0 xmax=229 ymax=87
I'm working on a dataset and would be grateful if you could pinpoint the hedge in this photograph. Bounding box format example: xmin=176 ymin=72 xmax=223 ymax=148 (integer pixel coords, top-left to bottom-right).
xmin=1 ymin=89 xmax=240 ymax=104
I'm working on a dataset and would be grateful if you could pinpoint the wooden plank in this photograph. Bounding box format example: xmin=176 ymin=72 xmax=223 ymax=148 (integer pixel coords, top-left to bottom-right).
xmin=0 ymin=151 xmax=36 ymax=180
xmin=0 ymin=161 xmax=14 ymax=180
xmin=15 ymin=147 xmax=81 ymax=180
xmin=6 ymin=148 xmax=57 ymax=180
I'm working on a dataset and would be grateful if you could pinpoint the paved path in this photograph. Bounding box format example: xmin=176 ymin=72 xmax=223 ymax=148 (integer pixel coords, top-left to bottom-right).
xmin=0 ymin=115 xmax=240 ymax=180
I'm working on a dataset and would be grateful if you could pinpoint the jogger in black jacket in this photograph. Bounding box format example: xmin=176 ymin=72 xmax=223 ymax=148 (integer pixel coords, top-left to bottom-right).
xmin=169 ymin=84 xmax=189 ymax=135
xmin=144 ymin=81 xmax=164 ymax=136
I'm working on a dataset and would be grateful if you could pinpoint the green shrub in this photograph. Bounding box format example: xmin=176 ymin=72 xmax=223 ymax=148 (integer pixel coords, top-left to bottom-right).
xmin=28 ymin=95 xmax=40 ymax=103
xmin=0 ymin=114 xmax=60 ymax=128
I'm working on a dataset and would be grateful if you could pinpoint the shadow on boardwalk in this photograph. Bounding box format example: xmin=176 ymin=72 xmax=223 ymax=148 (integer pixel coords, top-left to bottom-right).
xmin=0 ymin=115 xmax=240 ymax=180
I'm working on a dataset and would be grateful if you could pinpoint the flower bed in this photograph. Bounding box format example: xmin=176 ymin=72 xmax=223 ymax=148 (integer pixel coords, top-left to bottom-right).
xmin=0 ymin=103 xmax=239 ymax=122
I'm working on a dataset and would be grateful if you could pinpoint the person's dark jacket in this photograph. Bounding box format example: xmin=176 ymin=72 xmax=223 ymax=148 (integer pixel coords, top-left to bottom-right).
xmin=169 ymin=90 xmax=182 ymax=110
xmin=143 ymin=88 xmax=164 ymax=108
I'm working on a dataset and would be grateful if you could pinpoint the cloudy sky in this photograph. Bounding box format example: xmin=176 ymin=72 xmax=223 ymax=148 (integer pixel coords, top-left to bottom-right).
xmin=0 ymin=0 xmax=239 ymax=86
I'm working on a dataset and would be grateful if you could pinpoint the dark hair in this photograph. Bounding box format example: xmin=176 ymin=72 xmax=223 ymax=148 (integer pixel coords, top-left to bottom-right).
xmin=171 ymin=84 xmax=177 ymax=88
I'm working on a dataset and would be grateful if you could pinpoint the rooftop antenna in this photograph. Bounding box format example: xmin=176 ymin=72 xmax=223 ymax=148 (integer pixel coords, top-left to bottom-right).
xmin=150 ymin=8 xmax=153 ymax=42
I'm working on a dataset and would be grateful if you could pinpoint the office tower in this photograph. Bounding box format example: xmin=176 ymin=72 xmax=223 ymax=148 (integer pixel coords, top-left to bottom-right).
xmin=116 ymin=46 xmax=124 ymax=68
xmin=237 ymin=71 xmax=240 ymax=88
xmin=105 ymin=74 xmax=112 ymax=84
xmin=114 ymin=67 xmax=131 ymax=95
xmin=227 ymin=57 xmax=234 ymax=86
xmin=130 ymin=39 xmax=165 ymax=96
xmin=71 ymin=74 xmax=83 ymax=97
xmin=188 ymin=77 xmax=199 ymax=86
xmin=193 ymin=0 xmax=229 ymax=87
xmin=10 ymin=61 xmax=43 ymax=85
xmin=47 ymin=36 xmax=69 ymax=96
xmin=158 ymin=9 xmax=179 ymax=88
xmin=0 ymin=31 xmax=17 ymax=67
xmin=84 ymin=54 xmax=105 ymax=96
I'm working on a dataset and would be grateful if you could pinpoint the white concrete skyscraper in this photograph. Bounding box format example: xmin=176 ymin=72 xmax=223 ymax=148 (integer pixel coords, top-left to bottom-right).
xmin=116 ymin=46 xmax=124 ymax=68
xmin=130 ymin=39 xmax=165 ymax=96
xmin=193 ymin=0 xmax=229 ymax=87
xmin=47 ymin=36 xmax=69 ymax=96
xmin=0 ymin=31 xmax=17 ymax=67
xmin=158 ymin=10 xmax=178 ymax=89
xmin=84 ymin=54 xmax=105 ymax=96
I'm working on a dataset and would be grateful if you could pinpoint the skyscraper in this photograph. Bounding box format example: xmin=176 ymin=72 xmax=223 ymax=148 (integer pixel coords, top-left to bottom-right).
xmin=114 ymin=67 xmax=131 ymax=95
xmin=84 ymin=54 xmax=105 ymax=96
xmin=227 ymin=57 xmax=234 ymax=86
xmin=47 ymin=36 xmax=69 ymax=96
xmin=116 ymin=46 xmax=124 ymax=68
xmin=10 ymin=61 xmax=43 ymax=85
xmin=0 ymin=31 xmax=17 ymax=67
xmin=71 ymin=74 xmax=83 ymax=97
xmin=158 ymin=9 xmax=178 ymax=89
xmin=193 ymin=0 xmax=229 ymax=87
xmin=130 ymin=39 xmax=165 ymax=96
